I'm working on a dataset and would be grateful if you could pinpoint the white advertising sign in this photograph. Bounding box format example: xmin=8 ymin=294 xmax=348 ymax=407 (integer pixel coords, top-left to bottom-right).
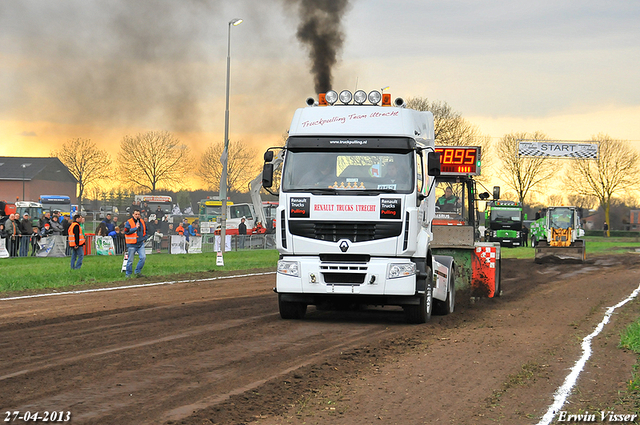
xmin=518 ymin=140 xmax=598 ymax=159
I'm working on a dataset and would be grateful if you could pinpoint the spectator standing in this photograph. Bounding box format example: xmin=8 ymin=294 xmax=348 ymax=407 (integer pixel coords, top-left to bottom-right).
xmin=61 ymin=215 xmax=71 ymax=235
xmin=175 ymin=222 xmax=185 ymax=236
xmin=238 ymin=217 xmax=247 ymax=249
xmin=68 ymin=214 xmax=86 ymax=270
xmin=39 ymin=211 xmax=51 ymax=230
xmin=111 ymin=226 xmax=126 ymax=255
xmin=124 ymin=208 xmax=148 ymax=278
xmin=50 ymin=215 xmax=64 ymax=235
xmin=521 ymin=224 xmax=529 ymax=247
xmin=188 ymin=220 xmax=199 ymax=237
xmin=141 ymin=202 xmax=150 ymax=219
xmin=60 ymin=215 xmax=71 ymax=256
xmin=96 ymin=222 xmax=109 ymax=236
xmin=19 ymin=213 xmax=35 ymax=257
xmin=155 ymin=206 xmax=165 ymax=222
xmin=5 ymin=214 xmax=21 ymax=257
xmin=603 ymin=221 xmax=609 ymax=237
xmin=183 ymin=220 xmax=190 ymax=254
xmin=102 ymin=213 xmax=115 ymax=234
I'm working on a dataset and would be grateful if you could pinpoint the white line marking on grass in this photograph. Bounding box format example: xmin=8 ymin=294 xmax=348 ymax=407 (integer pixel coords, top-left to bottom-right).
xmin=0 ymin=272 xmax=276 ymax=301
xmin=537 ymin=282 xmax=640 ymax=425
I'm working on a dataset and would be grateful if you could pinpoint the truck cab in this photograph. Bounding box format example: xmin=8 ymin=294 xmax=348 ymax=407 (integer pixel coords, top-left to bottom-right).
xmin=264 ymin=90 xmax=455 ymax=323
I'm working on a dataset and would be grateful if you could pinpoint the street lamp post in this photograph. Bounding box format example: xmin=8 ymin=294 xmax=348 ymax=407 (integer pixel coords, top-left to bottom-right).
xmin=21 ymin=163 xmax=31 ymax=201
xmin=219 ymin=18 xmax=243 ymax=255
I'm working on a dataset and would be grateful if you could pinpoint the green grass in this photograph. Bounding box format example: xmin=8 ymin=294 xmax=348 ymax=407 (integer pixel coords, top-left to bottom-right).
xmin=0 ymin=250 xmax=279 ymax=293
xmin=500 ymin=236 xmax=640 ymax=259
xmin=620 ymin=320 xmax=640 ymax=400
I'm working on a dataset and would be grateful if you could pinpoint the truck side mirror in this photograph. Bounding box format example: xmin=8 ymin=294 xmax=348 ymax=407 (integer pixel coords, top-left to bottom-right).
xmin=427 ymin=152 xmax=441 ymax=176
xmin=264 ymin=151 xmax=274 ymax=163
xmin=492 ymin=186 xmax=500 ymax=200
xmin=262 ymin=163 xmax=274 ymax=188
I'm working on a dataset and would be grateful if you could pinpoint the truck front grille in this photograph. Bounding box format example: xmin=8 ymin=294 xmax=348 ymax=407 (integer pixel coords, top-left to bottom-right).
xmin=322 ymin=273 xmax=367 ymax=284
xmin=288 ymin=220 xmax=402 ymax=242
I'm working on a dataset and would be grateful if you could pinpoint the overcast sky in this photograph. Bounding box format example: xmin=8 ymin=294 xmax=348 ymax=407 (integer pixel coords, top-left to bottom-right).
xmin=1 ymin=0 xmax=639 ymax=171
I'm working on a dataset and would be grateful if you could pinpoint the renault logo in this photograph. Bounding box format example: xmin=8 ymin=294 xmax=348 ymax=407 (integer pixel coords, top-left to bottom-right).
xmin=339 ymin=240 xmax=350 ymax=252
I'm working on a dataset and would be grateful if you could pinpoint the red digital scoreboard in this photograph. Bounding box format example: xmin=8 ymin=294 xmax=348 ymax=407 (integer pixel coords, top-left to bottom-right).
xmin=435 ymin=146 xmax=481 ymax=176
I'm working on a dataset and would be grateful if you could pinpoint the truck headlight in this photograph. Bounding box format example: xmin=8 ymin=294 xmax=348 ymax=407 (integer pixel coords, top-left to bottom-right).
xmin=277 ymin=260 xmax=300 ymax=277
xmin=387 ymin=263 xmax=416 ymax=279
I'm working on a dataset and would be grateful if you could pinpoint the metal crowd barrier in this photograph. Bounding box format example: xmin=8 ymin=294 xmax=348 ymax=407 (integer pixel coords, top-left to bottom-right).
xmin=0 ymin=234 xmax=277 ymax=258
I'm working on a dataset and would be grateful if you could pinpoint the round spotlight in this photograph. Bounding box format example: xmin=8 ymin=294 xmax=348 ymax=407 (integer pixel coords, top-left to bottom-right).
xmin=368 ymin=90 xmax=382 ymax=105
xmin=339 ymin=90 xmax=353 ymax=104
xmin=325 ymin=90 xmax=338 ymax=105
xmin=394 ymin=97 xmax=405 ymax=107
xmin=305 ymin=97 xmax=316 ymax=106
xmin=354 ymin=90 xmax=367 ymax=104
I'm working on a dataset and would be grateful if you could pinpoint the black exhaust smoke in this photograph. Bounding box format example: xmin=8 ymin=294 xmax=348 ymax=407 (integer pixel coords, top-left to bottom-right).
xmin=291 ymin=0 xmax=350 ymax=94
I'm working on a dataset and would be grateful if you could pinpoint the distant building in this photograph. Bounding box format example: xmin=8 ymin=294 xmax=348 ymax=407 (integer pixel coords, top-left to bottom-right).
xmin=0 ymin=157 xmax=77 ymax=204
xmin=630 ymin=210 xmax=640 ymax=231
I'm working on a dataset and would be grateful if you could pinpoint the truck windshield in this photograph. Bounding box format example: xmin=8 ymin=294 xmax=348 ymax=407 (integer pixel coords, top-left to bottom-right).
xmin=490 ymin=209 xmax=521 ymax=223
xmin=282 ymin=151 xmax=414 ymax=193
xmin=550 ymin=208 xmax=574 ymax=229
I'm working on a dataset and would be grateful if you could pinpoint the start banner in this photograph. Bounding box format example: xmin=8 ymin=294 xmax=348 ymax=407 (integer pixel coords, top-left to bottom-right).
xmin=518 ymin=140 xmax=598 ymax=159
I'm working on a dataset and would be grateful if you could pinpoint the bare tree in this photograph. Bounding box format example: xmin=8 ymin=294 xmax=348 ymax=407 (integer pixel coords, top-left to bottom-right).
xmin=51 ymin=138 xmax=111 ymax=209
xmin=495 ymin=131 xmax=556 ymax=205
xmin=564 ymin=134 xmax=640 ymax=235
xmin=196 ymin=140 xmax=260 ymax=192
xmin=547 ymin=194 xmax=564 ymax=206
xmin=117 ymin=131 xmax=190 ymax=193
xmin=405 ymin=97 xmax=492 ymax=176
xmin=567 ymin=194 xmax=598 ymax=210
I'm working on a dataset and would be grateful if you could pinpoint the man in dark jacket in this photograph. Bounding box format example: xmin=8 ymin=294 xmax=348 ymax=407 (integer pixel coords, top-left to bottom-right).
xmin=19 ymin=213 xmax=35 ymax=257
xmin=102 ymin=213 xmax=115 ymax=233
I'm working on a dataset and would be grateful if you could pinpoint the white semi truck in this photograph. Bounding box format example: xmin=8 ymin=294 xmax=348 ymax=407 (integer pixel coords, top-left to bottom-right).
xmin=262 ymin=90 xmax=455 ymax=323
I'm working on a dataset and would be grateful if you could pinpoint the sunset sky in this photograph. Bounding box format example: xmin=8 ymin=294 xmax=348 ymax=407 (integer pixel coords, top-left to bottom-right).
xmin=1 ymin=0 xmax=639 ymax=192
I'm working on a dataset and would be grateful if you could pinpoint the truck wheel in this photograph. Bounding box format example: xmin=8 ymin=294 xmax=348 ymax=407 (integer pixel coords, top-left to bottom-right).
xmin=405 ymin=268 xmax=433 ymax=324
xmin=433 ymin=267 xmax=455 ymax=315
xmin=278 ymin=294 xmax=307 ymax=320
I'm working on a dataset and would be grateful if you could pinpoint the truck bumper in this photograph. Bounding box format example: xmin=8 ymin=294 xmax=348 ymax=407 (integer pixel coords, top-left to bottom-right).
xmin=276 ymin=256 xmax=419 ymax=303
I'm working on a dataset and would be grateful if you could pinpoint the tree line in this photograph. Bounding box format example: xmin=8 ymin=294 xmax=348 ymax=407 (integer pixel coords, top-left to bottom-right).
xmin=51 ymin=131 xmax=261 ymax=208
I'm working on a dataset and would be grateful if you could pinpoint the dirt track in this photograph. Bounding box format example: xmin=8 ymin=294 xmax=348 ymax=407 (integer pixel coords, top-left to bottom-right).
xmin=1 ymin=255 xmax=640 ymax=425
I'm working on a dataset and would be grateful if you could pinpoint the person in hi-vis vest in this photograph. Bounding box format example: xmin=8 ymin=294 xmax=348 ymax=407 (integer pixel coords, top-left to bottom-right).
xmin=124 ymin=208 xmax=149 ymax=278
xmin=68 ymin=214 xmax=86 ymax=269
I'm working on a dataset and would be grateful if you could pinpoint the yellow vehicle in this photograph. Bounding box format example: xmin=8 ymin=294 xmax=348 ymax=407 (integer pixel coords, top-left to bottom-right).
xmin=198 ymin=197 xmax=234 ymax=223
xmin=531 ymin=207 xmax=586 ymax=262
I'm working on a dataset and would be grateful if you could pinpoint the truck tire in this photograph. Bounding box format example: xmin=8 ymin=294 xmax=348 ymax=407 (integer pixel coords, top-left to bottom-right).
xmin=404 ymin=267 xmax=433 ymax=324
xmin=278 ymin=294 xmax=307 ymax=320
xmin=433 ymin=266 xmax=455 ymax=315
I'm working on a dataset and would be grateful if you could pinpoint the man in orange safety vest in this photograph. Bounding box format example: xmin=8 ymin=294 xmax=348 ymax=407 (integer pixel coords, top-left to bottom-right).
xmin=123 ymin=208 xmax=149 ymax=278
xmin=68 ymin=214 xmax=86 ymax=269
